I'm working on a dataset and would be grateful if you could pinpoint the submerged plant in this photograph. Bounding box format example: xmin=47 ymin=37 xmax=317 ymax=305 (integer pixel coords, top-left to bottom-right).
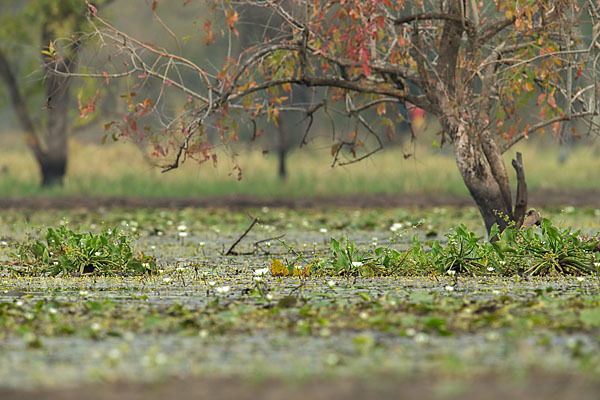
xmin=12 ymin=226 xmax=156 ymax=276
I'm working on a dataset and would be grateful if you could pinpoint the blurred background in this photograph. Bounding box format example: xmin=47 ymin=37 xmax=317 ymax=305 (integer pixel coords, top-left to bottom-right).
xmin=1 ymin=0 xmax=598 ymax=200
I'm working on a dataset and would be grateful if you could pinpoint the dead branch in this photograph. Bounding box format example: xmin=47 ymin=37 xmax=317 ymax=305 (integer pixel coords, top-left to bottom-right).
xmin=225 ymin=216 xmax=259 ymax=256
xmin=511 ymin=152 xmax=527 ymax=228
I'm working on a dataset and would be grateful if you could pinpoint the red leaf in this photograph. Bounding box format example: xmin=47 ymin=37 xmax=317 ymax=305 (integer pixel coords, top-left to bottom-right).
xmin=537 ymin=93 xmax=546 ymax=105
xmin=86 ymin=1 xmax=98 ymax=16
xmin=552 ymin=121 xmax=560 ymax=135
xmin=360 ymin=47 xmax=371 ymax=77
xmin=152 ymin=0 xmax=158 ymax=11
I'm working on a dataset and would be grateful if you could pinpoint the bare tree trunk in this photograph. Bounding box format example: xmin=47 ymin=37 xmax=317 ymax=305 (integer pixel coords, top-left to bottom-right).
xmin=449 ymin=122 xmax=527 ymax=235
xmin=0 ymin=27 xmax=76 ymax=187
xmin=436 ymin=0 xmax=529 ymax=236
xmin=276 ymin=116 xmax=287 ymax=180
xmin=40 ymin=56 xmax=71 ymax=186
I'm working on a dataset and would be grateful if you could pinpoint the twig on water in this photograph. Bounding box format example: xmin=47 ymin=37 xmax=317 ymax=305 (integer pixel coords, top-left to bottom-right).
xmin=225 ymin=216 xmax=259 ymax=255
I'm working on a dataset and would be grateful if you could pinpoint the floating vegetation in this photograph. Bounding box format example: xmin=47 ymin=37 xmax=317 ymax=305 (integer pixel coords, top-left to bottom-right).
xmin=278 ymin=219 xmax=600 ymax=277
xmin=10 ymin=226 xmax=156 ymax=276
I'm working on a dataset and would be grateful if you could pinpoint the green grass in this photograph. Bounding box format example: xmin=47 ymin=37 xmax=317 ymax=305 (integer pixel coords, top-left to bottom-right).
xmin=0 ymin=133 xmax=599 ymax=197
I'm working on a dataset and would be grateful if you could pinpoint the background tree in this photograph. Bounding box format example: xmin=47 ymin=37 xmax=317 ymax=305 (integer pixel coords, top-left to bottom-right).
xmin=80 ymin=0 xmax=599 ymax=233
xmin=0 ymin=0 xmax=112 ymax=186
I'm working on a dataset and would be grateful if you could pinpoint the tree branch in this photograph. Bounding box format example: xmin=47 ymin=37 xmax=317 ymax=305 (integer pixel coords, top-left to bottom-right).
xmin=477 ymin=17 xmax=516 ymax=45
xmin=392 ymin=12 xmax=473 ymax=31
xmin=500 ymin=111 xmax=597 ymax=153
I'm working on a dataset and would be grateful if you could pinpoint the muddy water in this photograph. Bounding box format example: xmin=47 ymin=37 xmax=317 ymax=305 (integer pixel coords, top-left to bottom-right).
xmin=1 ymin=224 xmax=599 ymax=389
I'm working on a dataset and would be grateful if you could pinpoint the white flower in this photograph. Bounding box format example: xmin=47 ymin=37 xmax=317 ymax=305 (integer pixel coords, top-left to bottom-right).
xmin=0 ymin=241 xmax=7 ymax=246
xmin=486 ymin=332 xmax=500 ymax=342
xmin=405 ymin=328 xmax=416 ymax=337
xmin=576 ymin=277 xmax=585 ymax=282
xmin=199 ymin=242 xmax=206 ymax=247
xmin=294 ymin=264 xmax=303 ymax=271
xmin=445 ymin=285 xmax=454 ymax=292
xmin=177 ymin=224 xmax=187 ymax=231
xmin=594 ymin=262 xmax=600 ymax=268
xmin=390 ymin=223 xmax=404 ymax=232
xmin=94 ymin=251 xmax=102 ymax=256
xmin=492 ymin=290 xmax=500 ymax=295
xmin=162 ymin=277 xmax=172 ymax=283
xmin=207 ymin=281 xmax=216 ymax=287
xmin=266 ymin=294 xmax=273 ymax=301
xmin=415 ymin=332 xmax=429 ymax=344
xmin=352 ymin=261 xmax=363 ymax=267
xmin=261 ymin=206 xmax=270 ymax=213
xmin=53 ymin=261 xmax=59 ymax=266
xmin=15 ymin=300 xmax=24 ymax=307
xmin=319 ymin=228 xmax=328 ymax=233
xmin=447 ymin=270 xmax=456 ymax=276
xmin=359 ymin=311 xmax=369 ymax=320
xmin=254 ymin=268 xmax=269 ymax=276
xmin=253 ymin=276 xmax=263 ymax=283
xmin=327 ymin=280 xmax=336 ymax=289
xmin=176 ymin=267 xmax=185 ymax=273
xmin=91 ymin=322 xmax=101 ymax=332
xmin=487 ymin=267 xmax=495 ymax=272
xmin=157 ymin=231 xmax=164 ymax=236
xmin=48 ymin=307 xmax=57 ymax=315
xmin=108 ymin=348 xmax=121 ymax=360
xmin=215 ymin=286 xmax=231 ymax=294
xmin=142 ymin=263 xmax=149 ymax=268
xmin=79 ymin=290 xmax=88 ymax=297
xmin=178 ymin=231 xmax=188 ymax=238
xmin=150 ymin=245 xmax=156 ymax=250
xmin=499 ymin=260 xmax=507 ymax=266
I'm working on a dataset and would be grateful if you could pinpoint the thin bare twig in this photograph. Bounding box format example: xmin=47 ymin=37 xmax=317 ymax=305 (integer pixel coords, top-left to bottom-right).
xmin=225 ymin=216 xmax=259 ymax=256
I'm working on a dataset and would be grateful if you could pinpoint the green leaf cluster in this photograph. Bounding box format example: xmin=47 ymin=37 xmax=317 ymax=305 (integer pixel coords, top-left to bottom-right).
xmin=12 ymin=225 xmax=156 ymax=276
xmin=310 ymin=219 xmax=599 ymax=277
